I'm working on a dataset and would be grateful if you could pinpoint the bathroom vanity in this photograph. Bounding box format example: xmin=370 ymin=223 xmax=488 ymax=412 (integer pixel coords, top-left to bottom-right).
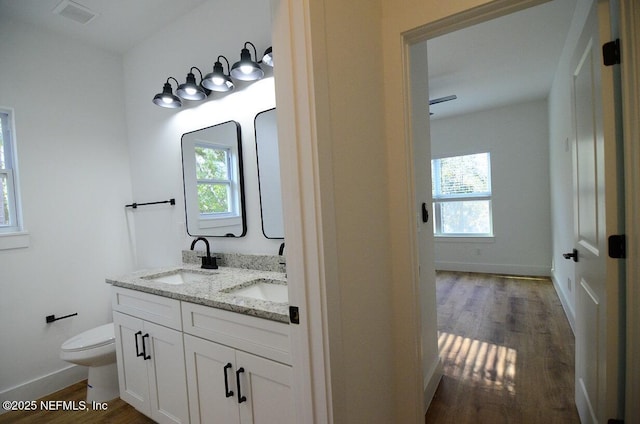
xmin=107 ymin=257 xmax=292 ymax=424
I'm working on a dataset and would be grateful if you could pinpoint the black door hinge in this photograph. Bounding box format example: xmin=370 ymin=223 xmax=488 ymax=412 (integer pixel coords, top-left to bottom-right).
xmin=608 ymin=234 xmax=626 ymax=259
xmin=289 ymin=306 xmax=300 ymax=324
xmin=603 ymin=39 xmax=621 ymax=66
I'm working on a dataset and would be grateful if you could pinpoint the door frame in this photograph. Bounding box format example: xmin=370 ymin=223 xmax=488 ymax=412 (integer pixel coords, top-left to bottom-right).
xmin=401 ymin=0 xmax=637 ymax=421
xmin=400 ymin=0 xmax=638 ymax=421
xmin=397 ymin=1 xmax=553 ymax=421
xmin=619 ymin=1 xmax=640 ymax=421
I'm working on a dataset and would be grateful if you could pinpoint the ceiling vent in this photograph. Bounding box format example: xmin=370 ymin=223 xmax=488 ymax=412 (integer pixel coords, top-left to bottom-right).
xmin=52 ymin=0 xmax=98 ymax=25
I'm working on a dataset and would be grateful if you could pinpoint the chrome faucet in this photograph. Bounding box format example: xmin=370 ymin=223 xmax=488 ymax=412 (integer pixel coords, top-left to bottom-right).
xmin=190 ymin=237 xmax=218 ymax=269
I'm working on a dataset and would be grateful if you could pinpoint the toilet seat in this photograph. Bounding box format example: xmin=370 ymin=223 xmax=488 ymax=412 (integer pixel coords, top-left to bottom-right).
xmin=61 ymin=323 xmax=115 ymax=352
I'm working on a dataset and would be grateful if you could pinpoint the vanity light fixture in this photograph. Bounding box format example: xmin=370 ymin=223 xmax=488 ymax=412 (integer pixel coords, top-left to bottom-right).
xmin=176 ymin=67 xmax=209 ymax=101
xmin=202 ymin=56 xmax=235 ymax=92
xmin=153 ymin=42 xmax=272 ymax=108
xmin=152 ymin=77 xmax=182 ymax=108
xmin=230 ymin=41 xmax=264 ymax=81
xmin=262 ymin=46 xmax=273 ymax=67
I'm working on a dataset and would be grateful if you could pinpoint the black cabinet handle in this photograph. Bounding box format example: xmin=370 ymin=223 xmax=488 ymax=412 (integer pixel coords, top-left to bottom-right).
xmin=421 ymin=203 xmax=429 ymax=223
xmin=141 ymin=333 xmax=151 ymax=360
xmin=562 ymin=249 xmax=579 ymax=262
xmin=223 ymin=363 xmax=234 ymax=398
xmin=236 ymin=367 xmax=247 ymax=403
xmin=134 ymin=331 xmax=143 ymax=357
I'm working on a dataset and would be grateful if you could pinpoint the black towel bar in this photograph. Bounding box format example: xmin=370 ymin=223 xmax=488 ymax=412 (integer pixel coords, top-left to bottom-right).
xmin=125 ymin=198 xmax=175 ymax=209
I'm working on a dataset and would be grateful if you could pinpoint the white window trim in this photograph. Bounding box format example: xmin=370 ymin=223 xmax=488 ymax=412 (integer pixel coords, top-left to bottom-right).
xmin=0 ymin=231 xmax=30 ymax=250
xmin=0 ymin=107 xmax=28 ymax=249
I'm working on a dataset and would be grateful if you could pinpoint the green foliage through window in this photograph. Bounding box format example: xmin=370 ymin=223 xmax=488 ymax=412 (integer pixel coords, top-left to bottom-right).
xmin=194 ymin=145 xmax=233 ymax=215
xmin=195 ymin=146 xmax=229 ymax=180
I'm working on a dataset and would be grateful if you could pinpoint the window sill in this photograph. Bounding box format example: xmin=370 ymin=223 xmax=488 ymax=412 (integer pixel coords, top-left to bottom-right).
xmin=435 ymin=235 xmax=495 ymax=243
xmin=0 ymin=231 xmax=30 ymax=250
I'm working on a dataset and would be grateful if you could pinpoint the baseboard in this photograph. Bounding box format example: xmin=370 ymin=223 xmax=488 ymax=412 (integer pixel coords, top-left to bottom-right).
xmin=0 ymin=365 xmax=87 ymax=414
xmin=435 ymin=261 xmax=550 ymax=277
xmin=423 ymin=355 xmax=443 ymax=410
xmin=551 ymin=273 xmax=576 ymax=335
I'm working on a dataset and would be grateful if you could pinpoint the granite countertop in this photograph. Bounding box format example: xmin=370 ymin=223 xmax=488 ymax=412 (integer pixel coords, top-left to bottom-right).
xmin=106 ymin=263 xmax=289 ymax=323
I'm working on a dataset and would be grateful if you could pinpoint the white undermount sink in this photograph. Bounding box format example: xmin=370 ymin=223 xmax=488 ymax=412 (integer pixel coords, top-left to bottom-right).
xmin=142 ymin=269 xmax=216 ymax=285
xmin=227 ymin=279 xmax=288 ymax=303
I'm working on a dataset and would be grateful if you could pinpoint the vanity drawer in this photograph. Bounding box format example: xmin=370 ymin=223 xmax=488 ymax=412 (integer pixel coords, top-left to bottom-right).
xmin=112 ymin=287 xmax=182 ymax=331
xmin=182 ymin=302 xmax=291 ymax=365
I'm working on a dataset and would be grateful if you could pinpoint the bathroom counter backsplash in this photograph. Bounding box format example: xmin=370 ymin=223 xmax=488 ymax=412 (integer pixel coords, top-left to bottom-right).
xmin=107 ymin=253 xmax=288 ymax=323
xmin=182 ymin=250 xmax=285 ymax=273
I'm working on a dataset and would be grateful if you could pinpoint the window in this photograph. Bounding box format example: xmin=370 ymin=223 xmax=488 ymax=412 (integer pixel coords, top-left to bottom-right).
xmin=194 ymin=144 xmax=237 ymax=217
xmin=0 ymin=109 xmax=21 ymax=234
xmin=432 ymin=152 xmax=493 ymax=237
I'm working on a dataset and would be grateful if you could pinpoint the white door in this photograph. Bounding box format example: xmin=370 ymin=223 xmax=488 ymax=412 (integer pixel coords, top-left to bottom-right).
xmin=184 ymin=334 xmax=241 ymax=424
xmin=410 ymin=36 xmax=440 ymax=404
xmin=570 ymin=1 xmax=625 ymax=423
xmin=145 ymin=320 xmax=189 ymax=424
xmin=236 ymin=350 xmax=294 ymax=424
xmin=113 ymin=311 xmax=150 ymax=414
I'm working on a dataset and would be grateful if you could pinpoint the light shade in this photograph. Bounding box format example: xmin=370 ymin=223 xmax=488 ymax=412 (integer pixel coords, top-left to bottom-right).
xmin=262 ymin=46 xmax=273 ymax=67
xmin=153 ymin=78 xmax=182 ymax=108
xmin=177 ymin=68 xmax=208 ymax=101
xmin=231 ymin=42 xmax=264 ymax=81
xmin=202 ymin=56 xmax=235 ymax=92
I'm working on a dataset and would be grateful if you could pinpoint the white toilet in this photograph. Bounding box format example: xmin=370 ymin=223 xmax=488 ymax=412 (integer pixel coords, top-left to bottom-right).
xmin=60 ymin=323 xmax=119 ymax=403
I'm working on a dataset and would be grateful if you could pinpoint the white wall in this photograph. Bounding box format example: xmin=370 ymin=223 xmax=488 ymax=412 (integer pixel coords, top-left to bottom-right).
xmin=273 ymin=0 xmax=396 ymax=421
xmin=122 ymin=0 xmax=279 ymax=270
xmin=548 ymin=0 xmax=594 ymax=331
xmin=430 ymin=99 xmax=552 ymax=276
xmin=0 ymin=18 xmax=134 ymax=402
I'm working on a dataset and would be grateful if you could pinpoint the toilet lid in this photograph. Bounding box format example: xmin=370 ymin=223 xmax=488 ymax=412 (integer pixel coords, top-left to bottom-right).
xmin=61 ymin=323 xmax=115 ymax=352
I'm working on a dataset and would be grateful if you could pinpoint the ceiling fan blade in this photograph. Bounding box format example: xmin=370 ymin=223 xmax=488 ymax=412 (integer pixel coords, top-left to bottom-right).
xmin=428 ymin=95 xmax=457 ymax=105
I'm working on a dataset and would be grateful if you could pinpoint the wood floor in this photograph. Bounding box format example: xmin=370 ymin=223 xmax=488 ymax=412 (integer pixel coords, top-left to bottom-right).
xmin=425 ymin=271 xmax=580 ymax=424
xmin=0 ymin=381 xmax=153 ymax=424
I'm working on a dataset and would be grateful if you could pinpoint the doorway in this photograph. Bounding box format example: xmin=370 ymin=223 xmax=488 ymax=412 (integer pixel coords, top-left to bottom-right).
xmin=409 ymin=0 xmax=626 ymax=422
xmin=415 ymin=0 xmax=577 ymax=419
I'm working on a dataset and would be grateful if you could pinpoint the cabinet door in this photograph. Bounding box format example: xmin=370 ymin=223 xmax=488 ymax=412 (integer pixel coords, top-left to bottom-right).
xmin=236 ymin=351 xmax=294 ymax=424
xmin=113 ymin=312 xmax=150 ymax=414
xmin=144 ymin=320 xmax=189 ymax=424
xmin=184 ymin=334 xmax=241 ymax=424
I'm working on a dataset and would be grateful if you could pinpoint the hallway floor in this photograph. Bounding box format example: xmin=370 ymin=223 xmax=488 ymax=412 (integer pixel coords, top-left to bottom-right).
xmin=425 ymin=271 xmax=580 ymax=423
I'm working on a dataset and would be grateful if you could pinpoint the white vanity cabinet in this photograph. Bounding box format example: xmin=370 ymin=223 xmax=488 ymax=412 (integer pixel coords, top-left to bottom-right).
xmin=182 ymin=302 xmax=294 ymax=424
xmin=112 ymin=288 xmax=189 ymax=424
xmin=111 ymin=285 xmax=293 ymax=424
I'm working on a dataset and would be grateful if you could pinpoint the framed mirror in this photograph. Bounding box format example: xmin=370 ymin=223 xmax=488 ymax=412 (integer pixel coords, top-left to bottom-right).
xmin=254 ymin=108 xmax=284 ymax=239
xmin=181 ymin=120 xmax=246 ymax=237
